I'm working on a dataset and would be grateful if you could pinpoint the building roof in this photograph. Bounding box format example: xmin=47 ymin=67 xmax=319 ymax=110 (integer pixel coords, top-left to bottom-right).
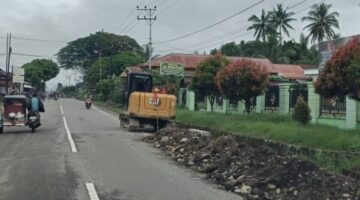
xmin=299 ymin=64 xmax=317 ymax=70
xmin=272 ymin=64 xmax=306 ymax=79
xmin=145 ymin=53 xmax=209 ymax=70
xmin=143 ymin=53 xmax=277 ymax=73
xmin=140 ymin=53 xmax=308 ymax=80
xmin=228 ymin=56 xmax=277 ymax=74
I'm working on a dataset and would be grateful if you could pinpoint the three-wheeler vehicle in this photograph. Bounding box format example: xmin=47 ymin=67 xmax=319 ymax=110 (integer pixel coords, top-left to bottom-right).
xmin=0 ymin=95 xmax=40 ymax=133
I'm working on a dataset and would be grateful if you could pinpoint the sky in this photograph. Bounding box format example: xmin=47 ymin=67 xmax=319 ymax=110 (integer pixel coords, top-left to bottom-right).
xmin=0 ymin=0 xmax=359 ymax=90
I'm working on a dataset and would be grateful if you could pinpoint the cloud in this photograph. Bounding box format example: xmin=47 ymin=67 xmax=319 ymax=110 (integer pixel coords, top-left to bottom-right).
xmin=0 ymin=0 xmax=359 ymax=90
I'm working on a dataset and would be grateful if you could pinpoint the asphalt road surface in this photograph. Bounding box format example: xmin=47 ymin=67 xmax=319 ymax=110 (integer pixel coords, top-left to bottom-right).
xmin=0 ymin=99 xmax=240 ymax=200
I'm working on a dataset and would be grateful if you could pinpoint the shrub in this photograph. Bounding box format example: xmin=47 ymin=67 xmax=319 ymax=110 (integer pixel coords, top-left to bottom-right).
xmin=292 ymin=96 xmax=311 ymax=125
xmin=215 ymin=59 xmax=269 ymax=113
xmin=111 ymin=90 xmax=125 ymax=105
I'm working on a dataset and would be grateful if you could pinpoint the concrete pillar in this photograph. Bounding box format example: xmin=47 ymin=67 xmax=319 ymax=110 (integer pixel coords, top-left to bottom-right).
xmin=185 ymin=89 xmax=190 ymax=108
xmin=223 ymin=99 xmax=229 ymax=113
xmin=345 ymin=97 xmax=357 ymax=129
xmin=238 ymin=101 xmax=245 ymax=113
xmin=178 ymin=89 xmax=183 ymax=105
xmin=307 ymin=83 xmax=320 ymax=124
xmin=188 ymin=91 xmax=195 ymax=111
xmin=279 ymin=83 xmax=291 ymax=114
xmin=358 ymin=102 xmax=360 ymax=129
xmin=256 ymin=94 xmax=265 ymax=113
xmin=206 ymin=96 xmax=214 ymax=112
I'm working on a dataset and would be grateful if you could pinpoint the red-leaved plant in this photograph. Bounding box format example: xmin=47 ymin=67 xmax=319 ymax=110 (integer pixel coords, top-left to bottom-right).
xmin=215 ymin=59 xmax=269 ymax=113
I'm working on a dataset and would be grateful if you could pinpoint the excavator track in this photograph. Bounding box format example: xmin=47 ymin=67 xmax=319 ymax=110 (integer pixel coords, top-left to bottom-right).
xmin=120 ymin=114 xmax=140 ymax=132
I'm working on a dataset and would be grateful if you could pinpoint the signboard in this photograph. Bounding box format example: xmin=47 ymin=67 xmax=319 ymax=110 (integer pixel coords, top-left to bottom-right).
xmin=318 ymin=35 xmax=360 ymax=69
xmin=13 ymin=68 xmax=24 ymax=84
xmin=160 ymin=62 xmax=184 ymax=76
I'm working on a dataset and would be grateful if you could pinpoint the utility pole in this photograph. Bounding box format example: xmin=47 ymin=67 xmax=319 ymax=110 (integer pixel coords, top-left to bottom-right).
xmin=74 ymin=70 xmax=77 ymax=86
xmin=5 ymin=33 xmax=12 ymax=94
xmin=66 ymin=76 xmax=71 ymax=86
xmin=137 ymin=5 xmax=157 ymax=70
xmin=99 ymin=50 xmax=102 ymax=82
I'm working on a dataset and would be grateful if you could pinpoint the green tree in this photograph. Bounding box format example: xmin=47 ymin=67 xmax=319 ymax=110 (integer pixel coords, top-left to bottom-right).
xmin=292 ymin=96 xmax=311 ymax=125
xmin=210 ymin=48 xmax=218 ymax=55
xmin=57 ymin=32 xmax=144 ymax=73
xmin=302 ymin=3 xmax=339 ymax=43
xmin=191 ymin=54 xmax=230 ymax=112
xmin=247 ymin=9 xmax=273 ymax=42
xmin=56 ymin=83 xmax=63 ymax=92
xmin=84 ymin=51 xmax=144 ymax=87
xmin=220 ymin=42 xmax=241 ymax=56
xmin=215 ymin=59 xmax=269 ymax=113
xmin=22 ymin=59 xmax=60 ymax=91
xmin=61 ymin=86 xmax=76 ymax=97
xmin=315 ymin=38 xmax=360 ymax=101
xmin=269 ymin=4 xmax=296 ymax=44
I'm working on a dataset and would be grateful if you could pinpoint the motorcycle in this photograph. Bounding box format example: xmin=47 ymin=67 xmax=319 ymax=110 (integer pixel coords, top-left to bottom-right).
xmin=0 ymin=95 xmax=41 ymax=134
xmin=85 ymin=99 xmax=92 ymax=109
xmin=28 ymin=112 xmax=40 ymax=133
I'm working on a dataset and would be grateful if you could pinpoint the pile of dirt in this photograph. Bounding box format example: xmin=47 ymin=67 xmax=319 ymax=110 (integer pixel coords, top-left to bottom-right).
xmin=144 ymin=127 xmax=360 ymax=200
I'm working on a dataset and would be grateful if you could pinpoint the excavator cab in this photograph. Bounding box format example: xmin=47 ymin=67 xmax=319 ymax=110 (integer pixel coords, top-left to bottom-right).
xmin=124 ymin=72 xmax=153 ymax=109
xmin=120 ymin=72 xmax=177 ymax=132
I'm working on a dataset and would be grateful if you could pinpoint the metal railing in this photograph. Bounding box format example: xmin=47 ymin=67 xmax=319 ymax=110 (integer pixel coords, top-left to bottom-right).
xmin=320 ymin=96 xmax=346 ymax=118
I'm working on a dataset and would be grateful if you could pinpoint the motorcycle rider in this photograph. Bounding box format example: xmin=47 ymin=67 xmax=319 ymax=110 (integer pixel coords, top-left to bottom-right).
xmin=84 ymin=94 xmax=92 ymax=108
xmin=27 ymin=92 xmax=44 ymax=127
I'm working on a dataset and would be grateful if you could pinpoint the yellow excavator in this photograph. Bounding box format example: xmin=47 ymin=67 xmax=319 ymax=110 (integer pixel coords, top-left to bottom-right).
xmin=119 ymin=72 xmax=177 ymax=131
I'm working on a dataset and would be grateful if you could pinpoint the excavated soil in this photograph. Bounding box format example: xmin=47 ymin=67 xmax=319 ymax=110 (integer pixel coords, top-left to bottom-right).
xmin=144 ymin=127 xmax=360 ymax=200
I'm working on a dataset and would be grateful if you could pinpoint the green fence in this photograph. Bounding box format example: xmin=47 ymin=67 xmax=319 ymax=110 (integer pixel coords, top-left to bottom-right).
xmin=183 ymin=82 xmax=359 ymax=130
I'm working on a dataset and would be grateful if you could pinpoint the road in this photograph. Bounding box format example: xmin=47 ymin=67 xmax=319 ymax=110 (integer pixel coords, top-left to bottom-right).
xmin=0 ymin=99 xmax=240 ymax=200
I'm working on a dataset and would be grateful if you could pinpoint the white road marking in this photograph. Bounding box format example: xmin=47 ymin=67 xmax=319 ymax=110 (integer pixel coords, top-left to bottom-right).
xmin=63 ymin=116 xmax=78 ymax=153
xmin=93 ymin=106 xmax=118 ymax=121
xmin=85 ymin=183 xmax=100 ymax=200
xmin=60 ymin=101 xmax=77 ymax=152
xmin=60 ymin=105 xmax=64 ymax=115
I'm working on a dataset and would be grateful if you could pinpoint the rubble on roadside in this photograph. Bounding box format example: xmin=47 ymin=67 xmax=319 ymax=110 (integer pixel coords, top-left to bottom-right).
xmin=144 ymin=127 xmax=360 ymax=200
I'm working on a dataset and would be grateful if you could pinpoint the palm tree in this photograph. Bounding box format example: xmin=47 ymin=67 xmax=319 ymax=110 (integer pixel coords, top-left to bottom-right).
xmin=269 ymin=4 xmax=296 ymax=44
xmin=302 ymin=3 xmax=339 ymax=43
xmin=247 ymin=9 xmax=273 ymax=42
xmin=299 ymin=33 xmax=309 ymax=52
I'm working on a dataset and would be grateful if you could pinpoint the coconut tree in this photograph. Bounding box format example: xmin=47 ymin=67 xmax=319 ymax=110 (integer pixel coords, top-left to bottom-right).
xmin=247 ymin=9 xmax=274 ymax=42
xmin=302 ymin=3 xmax=339 ymax=43
xmin=269 ymin=4 xmax=296 ymax=44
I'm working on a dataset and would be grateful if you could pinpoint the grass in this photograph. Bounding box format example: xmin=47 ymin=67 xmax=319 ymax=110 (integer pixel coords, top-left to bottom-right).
xmin=176 ymin=109 xmax=360 ymax=173
xmin=176 ymin=109 xmax=360 ymax=152
xmin=94 ymin=101 xmax=123 ymax=114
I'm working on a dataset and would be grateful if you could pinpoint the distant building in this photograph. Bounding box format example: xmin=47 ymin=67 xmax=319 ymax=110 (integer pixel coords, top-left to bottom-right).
xmin=299 ymin=64 xmax=318 ymax=80
xmin=0 ymin=68 xmax=12 ymax=96
xmin=140 ymin=53 xmax=306 ymax=86
xmin=318 ymin=34 xmax=360 ymax=69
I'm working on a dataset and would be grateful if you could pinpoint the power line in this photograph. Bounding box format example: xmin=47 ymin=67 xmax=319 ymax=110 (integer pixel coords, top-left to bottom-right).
xmin=156 ymin=0 xmax=179 ymax=16
xmin=293 ymin=0 xmax=325 ymax=15
xmin=154 ymin=0 xmax=264 ymax=44
xmin=12 ymin=36 xmax=67 ymax=43
xmin=123 ymin=0 xmax=167 ymax=35
xmin=154 ymin=0 xmax=316 ymax=54
xmin=12 ymin=52 xmax=56 ymax=58
xmin=122 ymin=21 xmax=140 ymax=35
xmin=153 ymin=0 xmax=324 ymax=56
xmin=288 ymin=0 xmax=308 ymax=9
xmin=114 ymin=11 xmax=138 ymax=33
xmin=113 ymin=0 xmax=147 ymax=33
